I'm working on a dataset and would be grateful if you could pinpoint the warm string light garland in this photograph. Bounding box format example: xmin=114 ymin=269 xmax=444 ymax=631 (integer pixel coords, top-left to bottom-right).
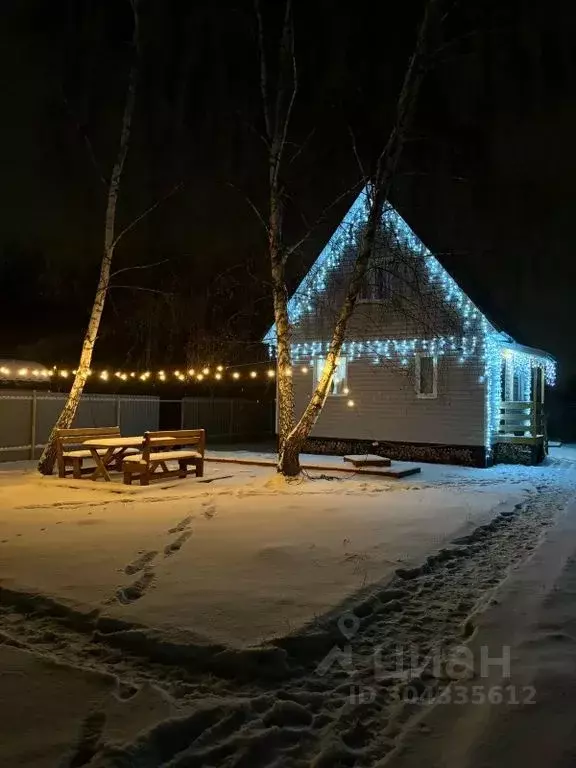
xmin=263 ymin=187 xmax=557 ymax=453
xmin=0 ymin=366 xmax=51 ymax=378
xmin=0 ymin=365 xmax=277 ymax=382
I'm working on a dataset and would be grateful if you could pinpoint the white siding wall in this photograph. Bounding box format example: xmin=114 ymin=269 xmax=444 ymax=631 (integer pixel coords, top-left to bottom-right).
xmin=293 ymin=353 xmax=486 ymax=446
xmin=284 ymin=233 xmax=487 ymax=447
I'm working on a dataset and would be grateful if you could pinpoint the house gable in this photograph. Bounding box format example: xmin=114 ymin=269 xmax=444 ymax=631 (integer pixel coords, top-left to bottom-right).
xmin=264 ymin=186 xmax=495 ymax=357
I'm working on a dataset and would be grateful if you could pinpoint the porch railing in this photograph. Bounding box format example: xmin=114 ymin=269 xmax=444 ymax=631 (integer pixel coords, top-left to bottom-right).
xmin=498 ymin=401 xmax=545 ymax=439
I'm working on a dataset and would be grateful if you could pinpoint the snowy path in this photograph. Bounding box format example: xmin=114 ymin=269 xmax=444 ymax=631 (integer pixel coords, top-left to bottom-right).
xmin=0 ymin=452 xmax=574 ymax=766
xmin=383 ymin=499 xmax=576 ymax=768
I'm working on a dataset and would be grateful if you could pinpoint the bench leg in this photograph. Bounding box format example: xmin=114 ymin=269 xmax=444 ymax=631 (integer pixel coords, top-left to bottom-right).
xmin=178 ymin=460 xmax=187 ymax=479
xmin=123 ymin=471 xmax=132 ymax=485
xmin=196 ymin=459 xmax=204 ymax=478
xmin=72 ymin=459 xmax=82 ymax=479
xmin=139 ymin=470 xmax=150 ymax=486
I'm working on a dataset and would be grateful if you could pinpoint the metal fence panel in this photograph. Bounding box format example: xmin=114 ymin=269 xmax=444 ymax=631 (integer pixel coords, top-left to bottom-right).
xmin=0 ymin=394 xmax=31 ymax=457
xmin=0 ymin=390 xmax=160 ymax=462
xmin=35 ymin=394 xmax=117 ymax=444
xmin=181 ymin=397 xmax=274 ymax=441
xmin=119 ymin=396 xmax=160 ymax=436
xmin=0 ymin=391 xmax=271 ymax=462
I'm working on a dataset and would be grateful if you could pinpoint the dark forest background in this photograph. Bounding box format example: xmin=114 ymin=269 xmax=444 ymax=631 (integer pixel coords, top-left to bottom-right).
xmin=1 ymin=0 xmax=575 ymax=390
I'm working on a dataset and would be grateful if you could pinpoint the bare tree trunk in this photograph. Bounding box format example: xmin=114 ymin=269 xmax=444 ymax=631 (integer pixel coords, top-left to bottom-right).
xmin=278 ymin=0 xmax=440 ymax=475
xmin=38 ymin=1 xmax=141 ymax=475
xmin=271 ymin=212 xmax=295 ymax=453
xmin=254 ymin=0 xmax=297 ymax=463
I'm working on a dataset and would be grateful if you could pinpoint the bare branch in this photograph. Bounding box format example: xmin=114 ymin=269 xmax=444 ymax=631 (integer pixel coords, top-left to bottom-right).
xmin=401 ymin=170 xmax=468 ymax=182
xmin=348 ymin=124 xmax=367 ymax=181
xmin=254 ymin=0 xmax=271 ymax=141
xmin=289 ymin=127 xmax=316 ymax=165
xmin=227 ymin=182 xmax=269 ymax=233
xmin=235 ymin=110 xmax=270 ymax=151
xmin=110 ymin=285 xmax=174 ymax=296
xmin=60 ymin=88 xmax=108 ymax=187
xmin=110 ymin=259 xmax=170 ymax=279
xmin=427 ymin=27 xmax=483 ymax=64
xmin=273 ymin=0 xmax=297 ymax=183
xmin=283 ymin=180 xmax=363 ymax=264
xmin=112 ymin=182 xmax=183 ymax=250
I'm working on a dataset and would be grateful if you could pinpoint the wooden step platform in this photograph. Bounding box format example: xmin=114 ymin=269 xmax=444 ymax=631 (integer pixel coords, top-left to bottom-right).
xmin=206 ymin=454 xmax=421 ymax=479
xmin=343 ymin=453 xmax=391 ymax=468
xmin=379 ymin=464 xmax=421 ymax=478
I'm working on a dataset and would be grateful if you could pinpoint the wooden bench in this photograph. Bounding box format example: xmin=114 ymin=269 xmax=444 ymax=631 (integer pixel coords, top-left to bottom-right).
xmin=56 ymin=426 xmax=123 ymax=479
xmin=122 ymin=429 xmax=205 ymax=486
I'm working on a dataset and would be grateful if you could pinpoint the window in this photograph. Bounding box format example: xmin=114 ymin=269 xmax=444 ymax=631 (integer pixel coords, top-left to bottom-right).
xmin=358 ymin=265 xmax=393 ymax=301
xmin=415 ymin=355 xmax=437 ymax=398
xmin=314 ymin=356 xmax=348 ymax=396
xmin=358 ymin=258 xmax=411 ymax=302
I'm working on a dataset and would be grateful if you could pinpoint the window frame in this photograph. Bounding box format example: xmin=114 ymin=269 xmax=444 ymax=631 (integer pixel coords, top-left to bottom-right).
xmin=313 ymin=356 xmax=348 ymax=397
xmin=415 ymin=354 xmax=438 ymax=399
xmin=357 ymin=263 xmax=393 ymax=303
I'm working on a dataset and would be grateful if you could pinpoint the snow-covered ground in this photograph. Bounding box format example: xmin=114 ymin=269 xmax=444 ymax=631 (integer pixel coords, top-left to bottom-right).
xmin=0 ymin=449 xmax=575 ymax=767
xmin=0 ymin=456 xmax=545 ymax=646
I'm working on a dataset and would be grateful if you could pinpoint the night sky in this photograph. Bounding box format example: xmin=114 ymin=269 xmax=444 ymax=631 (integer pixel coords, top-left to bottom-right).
xmin=1 ymin=0 xmax=575 ymax=389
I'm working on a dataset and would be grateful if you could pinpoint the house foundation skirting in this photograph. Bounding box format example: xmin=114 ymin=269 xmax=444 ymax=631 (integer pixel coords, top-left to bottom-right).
xmin=301 ymin=437 xmax=490 ymax=468
xmin=492 ymin=441 xmax=546 ymax=466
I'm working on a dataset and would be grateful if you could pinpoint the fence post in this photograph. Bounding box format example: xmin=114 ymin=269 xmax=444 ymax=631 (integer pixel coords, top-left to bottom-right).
xmin=30 ymin=390 xmax=37 ymax=459
xmin=115 ymin=396 xmax=122 ymax=429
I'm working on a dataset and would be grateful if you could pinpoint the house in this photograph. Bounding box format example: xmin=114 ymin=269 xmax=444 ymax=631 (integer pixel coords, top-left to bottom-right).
xmin=264 ymin=188 xmax=556 ymax=466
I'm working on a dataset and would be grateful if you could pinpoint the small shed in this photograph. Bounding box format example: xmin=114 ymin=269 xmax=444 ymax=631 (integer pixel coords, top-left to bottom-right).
xmin=0 ymin=359 xmax=52 ymax=387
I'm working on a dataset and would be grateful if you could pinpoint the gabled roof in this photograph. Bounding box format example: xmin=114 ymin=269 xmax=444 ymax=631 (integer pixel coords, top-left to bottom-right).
xmin=264 ymin=187 xmax=495 ymax=344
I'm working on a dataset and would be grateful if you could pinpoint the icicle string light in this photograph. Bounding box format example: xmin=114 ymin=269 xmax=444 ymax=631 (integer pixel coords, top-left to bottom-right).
xmin=263 ymin=188 xmax=487 ymax=344
xmin=290 ymin=336 xmax=480 ymax=361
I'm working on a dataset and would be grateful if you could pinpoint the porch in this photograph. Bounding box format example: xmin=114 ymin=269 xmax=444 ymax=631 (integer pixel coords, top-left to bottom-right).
xmin=495 ymin=347 xmax=551 ymax=461
xmin=497 ymin=401 xmax=546 ymax=445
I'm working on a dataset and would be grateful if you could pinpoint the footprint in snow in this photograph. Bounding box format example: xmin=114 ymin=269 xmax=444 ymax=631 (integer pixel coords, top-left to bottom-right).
xmin=115 ymin=569 xmax=155 ymax=605
xmin=168 ymin=515 xmax=192 ymax=534
xmin=124 ymin=550 xmax=158 ymax=575
xmin=164 ymin=531 xmax=192 ymax=557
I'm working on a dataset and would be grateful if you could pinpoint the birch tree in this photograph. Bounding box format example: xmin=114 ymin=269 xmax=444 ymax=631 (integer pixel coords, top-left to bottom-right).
xmin=255 ymin=0 xmax=442 ymax=476
xmin=38 ymin=0 xmax=142 ymax=475
xmin=253 ymin=0 xmax=298 ymax=457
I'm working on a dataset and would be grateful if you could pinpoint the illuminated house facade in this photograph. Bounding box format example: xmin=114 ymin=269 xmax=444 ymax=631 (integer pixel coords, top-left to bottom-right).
xmin=264 ymin=188 xmax=556 ymax=466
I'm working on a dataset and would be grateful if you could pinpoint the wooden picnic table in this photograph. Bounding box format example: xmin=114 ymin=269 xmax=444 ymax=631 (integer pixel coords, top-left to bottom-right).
xmin=83 ymin=435 xmax=176 ymax=482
